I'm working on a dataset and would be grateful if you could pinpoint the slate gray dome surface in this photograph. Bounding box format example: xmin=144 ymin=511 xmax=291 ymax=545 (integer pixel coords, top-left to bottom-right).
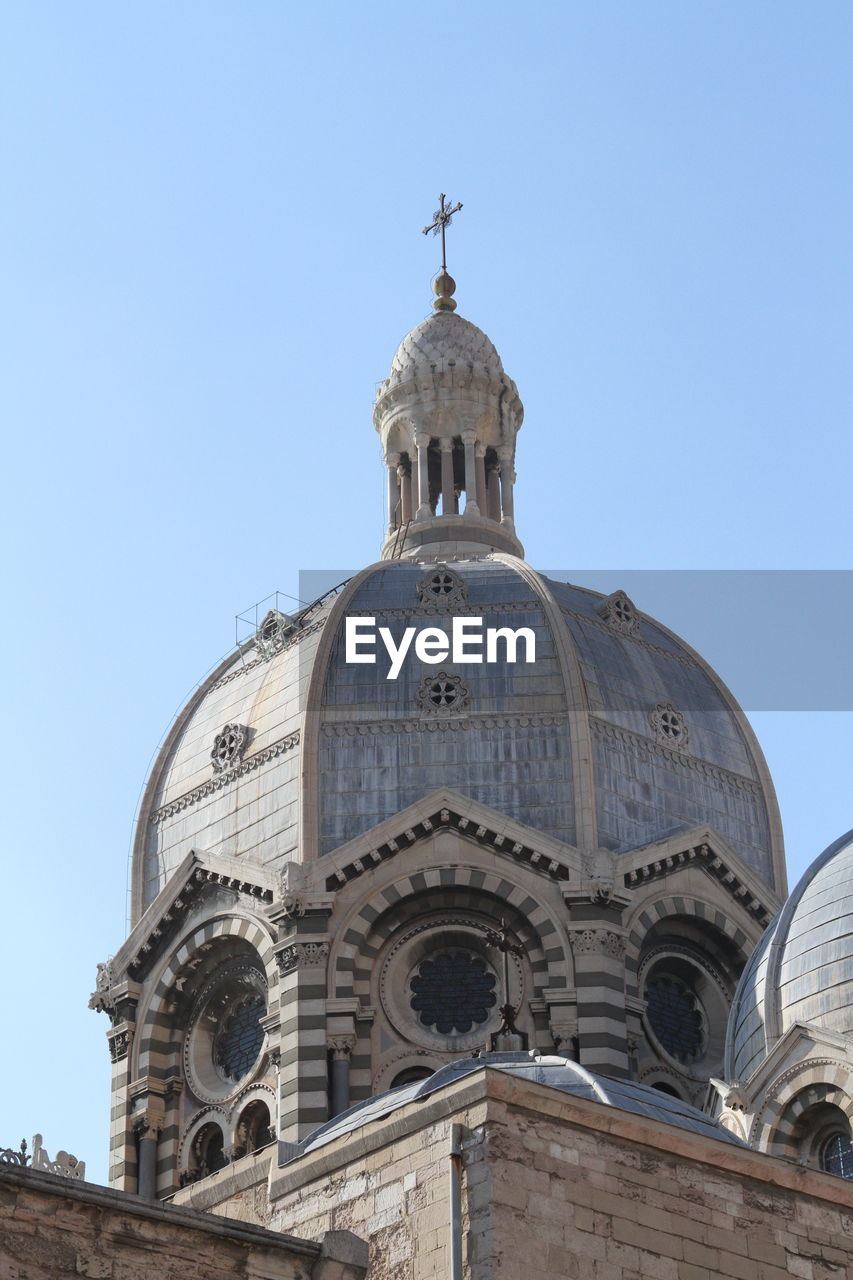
xmin=388 ymin=310 xmax=506 ymax=380
xmin=289 ymin=1051 xmax=745 ymax=1160
xmin=726 ymin=829 xmax=853 ymax=1084
xmin=133 ymin=554 xmax=783 ymax=918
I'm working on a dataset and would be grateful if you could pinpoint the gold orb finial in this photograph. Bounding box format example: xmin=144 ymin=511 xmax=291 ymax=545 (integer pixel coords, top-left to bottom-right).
xmin=432 ymin=269 xmax=457 ymax=313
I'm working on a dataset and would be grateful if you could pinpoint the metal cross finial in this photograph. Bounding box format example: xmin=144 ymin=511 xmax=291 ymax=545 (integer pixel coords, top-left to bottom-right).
xmin=484 ymin=918 xmax=526 ymax=1041
xmin=423 ymin=193 xmax=463 ymax=272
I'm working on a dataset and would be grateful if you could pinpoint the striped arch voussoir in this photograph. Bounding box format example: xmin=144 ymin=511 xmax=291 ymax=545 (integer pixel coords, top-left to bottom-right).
xmin=331 ymin=864 xmax=571 ymax=1004
xmin=754 ymin=1061 xmax=853 ymax=1152
xmin=625 ymin=894 xmax=748 ymax=975
xmin=136 ymin=912 xmax=277 ymax=1080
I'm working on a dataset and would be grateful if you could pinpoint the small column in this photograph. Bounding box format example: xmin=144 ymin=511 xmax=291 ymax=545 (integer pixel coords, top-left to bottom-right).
xmin=440 ymin=439 xmax=457 ymax=515
xmin=475 ymin=443 xmax=487 ymax=514
xmin=135 ymin=1119 xmax=160 ymax=1199
xmin=498 ymin=446 xmax=515 ymax=526
xmin=386 ymin=452 xmax=401 ymax=533
xmin=486 ymin=461 xmax=501 ymax=521
xmin=415 ymin=432 xmax=431 ymax=521
xmin=461 ymin=429 xmax=479 ymax=515
xmin=399 ymin=462 xmax=412 ymax=524
xmin=328 ymin=1036 xmax=355 ymax=1116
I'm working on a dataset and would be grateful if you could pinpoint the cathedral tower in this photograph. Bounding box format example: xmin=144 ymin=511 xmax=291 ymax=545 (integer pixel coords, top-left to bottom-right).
xmin=92 ymin=250 xmax=785 ymax=1198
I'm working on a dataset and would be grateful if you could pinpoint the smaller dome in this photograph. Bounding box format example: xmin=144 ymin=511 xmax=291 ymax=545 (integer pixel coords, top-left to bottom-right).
xmin=389 ymin=311 xmax=505 ymax=382
xmin=726 ymin=828 xmax=853 ymax=1083
xmin=288 ymin=1051 xmax=744 ymax=1161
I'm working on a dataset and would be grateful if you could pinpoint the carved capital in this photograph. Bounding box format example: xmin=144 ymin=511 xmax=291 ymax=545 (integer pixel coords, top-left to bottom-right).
xmin=569 ymin=929 xmax=626 ymax=959
xmin=108 ymin=1026 xmax=132 ymax=1064
xmin=328 ymin=1035 xmax=356 ymax=1060
xmin=275 ymin=941 xmax=330 ymax=976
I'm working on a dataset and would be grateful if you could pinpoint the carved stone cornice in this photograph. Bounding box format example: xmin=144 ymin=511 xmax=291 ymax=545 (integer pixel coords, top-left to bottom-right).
xmin=150 ymin=731 xmax=300 ymax=824
xmin=590 ymin=718 xmax=762 ymax=799
xmin=124 ymin=868 xmax=273 ymax=982
xmin=344 ymin=600 xmax=539 ymax=620
xmin=568 ymin=929 xmax=627 ymax=959
xmin=322 ymin=711 xmax=570 ymax=737
xmin=560 ymin=606 xmax=700 ymax=669
xmin=323 ymin=805 xmax=573 ymax=893
xmin=209 ymin=616 xmax=328 ymax=691
xmin=274 ymin=942 xmax=330 ymax=976
xmin=624 ymin=840 xmax=773 ymax=926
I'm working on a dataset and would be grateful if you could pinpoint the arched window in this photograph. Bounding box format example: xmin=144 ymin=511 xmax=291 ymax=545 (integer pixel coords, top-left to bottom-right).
xmin=391 ymin=1066 xmax=435 ymax=1089
xmin=821 ymin=1132 xmax=853 ymax=1179
xmin=234 ymin=1100 xmax=273 ymax=1158
xmin=188 ymin=1122 xmax=226 ymax=1183
xmin=651 ymin=1081 xmax=682 ymax=1099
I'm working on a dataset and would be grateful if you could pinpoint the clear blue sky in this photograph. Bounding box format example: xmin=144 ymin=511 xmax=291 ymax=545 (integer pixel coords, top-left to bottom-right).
xmin=1 ymin=2 xmax=850 ymax=1184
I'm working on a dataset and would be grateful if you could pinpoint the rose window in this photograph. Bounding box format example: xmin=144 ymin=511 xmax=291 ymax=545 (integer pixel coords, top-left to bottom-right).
xmin=650 ymin=703 xmax=688 ymax=749
xmin=417 ymin=564 xmax=467 ymax=607
xmin=410 ymin=951 xmax=497 ymax=1034
xmin=211 ymin=723 xmax=247 ymax=773
xmin=430 ymin=679 xmax=459 ymax=708
xmin=596 ymin=590 xmax=639 ymax=634
xmin=645 ymin=975 xmax=703 ymax=1062
xmin=213 ymin=994 xmax=265 ymax=1082
xmin=430 ymin=572 xmax=456 ymax=596
xmin=416 ymin=670 xmax=469 ymax=715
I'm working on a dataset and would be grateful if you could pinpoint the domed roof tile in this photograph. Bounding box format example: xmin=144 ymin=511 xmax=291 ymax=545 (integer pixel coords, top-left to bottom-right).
xmin=389 ymin=311 xmax=504 ymax=380
xmin=726 ymin=829 xmax=853 ymax=1083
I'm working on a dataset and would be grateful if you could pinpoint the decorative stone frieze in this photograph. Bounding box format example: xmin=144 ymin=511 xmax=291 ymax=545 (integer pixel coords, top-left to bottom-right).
xmin=322 ymin=710 xmax=568 ymax=737
xmin=591 ymin=717 xmax=759 ymax=797
xmin=274 ymin=942 xmax=330 ymax=975
xmin=108 ymin=1026 xmax=132 ymax=1063
xmin=569 ymin=929 xmax=627 ymax=959
xmin=151 ymin=731 xmax=300 ymax=823
xmin=561 ymin=605 xmax=701 ymax=669
xmin=324 ymin=804 xmax=572 ymax=891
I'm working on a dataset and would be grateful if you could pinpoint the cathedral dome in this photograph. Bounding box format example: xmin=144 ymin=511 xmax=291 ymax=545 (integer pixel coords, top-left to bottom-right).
xmin=132 ymin=556 xmax=784 ymax=919
xmin=387 ymin=311 xmax=506 ymax=382
xmin=726 ymin=829 xmax=853 ymax=1084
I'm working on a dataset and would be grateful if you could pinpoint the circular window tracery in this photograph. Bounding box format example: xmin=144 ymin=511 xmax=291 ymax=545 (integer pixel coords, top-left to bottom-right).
xmin=645 ymin=976 xmax=704 ymax=1062
xmin=184 ymin=960 xmax=268 ymax=1104
xmin=416 ymin=670 xmax=469 ymax=715
xmin=650 ymin=703 xmax=688 ymax=749
xmin=410 ymin=951 xmax=497 ymax=1034
xmin=211 ymin=723 xmax=248 ymax=773
xmin=213 ymin=994 xmax=265 ymax=1082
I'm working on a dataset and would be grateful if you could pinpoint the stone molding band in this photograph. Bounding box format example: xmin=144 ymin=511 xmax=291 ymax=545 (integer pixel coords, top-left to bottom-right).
xmin=322 ymin=712 xmax=570 ymax=737
xmin=275 ymin=942 xmax=330 ymax=975
xmin=151 ymin=732 xmax=301 ymax=824
xmin=590 ymin=718 xmax=762 ymax=799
